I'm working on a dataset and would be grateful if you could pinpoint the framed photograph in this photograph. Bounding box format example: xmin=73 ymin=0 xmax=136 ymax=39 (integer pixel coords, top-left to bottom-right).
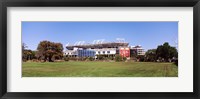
xmin=0 ymin=0 xmax=200 ymax=99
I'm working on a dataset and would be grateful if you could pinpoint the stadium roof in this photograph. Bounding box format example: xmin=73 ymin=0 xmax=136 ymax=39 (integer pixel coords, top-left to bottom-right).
xmin=66 ymin=42 xmax=129 ymax=50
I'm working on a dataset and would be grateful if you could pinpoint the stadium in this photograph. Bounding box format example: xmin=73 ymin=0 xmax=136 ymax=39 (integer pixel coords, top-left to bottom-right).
xmin=64 ymin=39 xmax=145 ymax=60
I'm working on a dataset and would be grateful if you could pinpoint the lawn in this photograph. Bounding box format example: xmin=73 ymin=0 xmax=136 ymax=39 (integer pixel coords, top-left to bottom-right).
xmin=22 ymin=61 xmax=178 ymax=77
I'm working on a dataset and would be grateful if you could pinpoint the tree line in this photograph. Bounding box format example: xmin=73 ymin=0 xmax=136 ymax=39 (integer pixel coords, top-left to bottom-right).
xmin=23 ymin=41 xmax=178 ymax=65
xmin=22 ymin=41 xmax=63 ymax=62
xmin=137 ymin=42 xmax=178 ymax=65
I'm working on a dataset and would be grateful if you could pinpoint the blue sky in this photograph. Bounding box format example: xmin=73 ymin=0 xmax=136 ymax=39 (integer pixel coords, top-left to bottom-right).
xmin=22 ymin=22 xmax=178 ymax=51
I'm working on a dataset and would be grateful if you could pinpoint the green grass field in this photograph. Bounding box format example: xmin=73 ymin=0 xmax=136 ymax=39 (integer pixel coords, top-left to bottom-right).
xmin=22 ymin=61 xmax=178 ymax=77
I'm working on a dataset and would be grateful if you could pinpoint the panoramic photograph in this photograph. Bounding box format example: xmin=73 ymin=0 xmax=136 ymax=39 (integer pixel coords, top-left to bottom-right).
xmin=22 ymin=22 xmax=178 ymax=77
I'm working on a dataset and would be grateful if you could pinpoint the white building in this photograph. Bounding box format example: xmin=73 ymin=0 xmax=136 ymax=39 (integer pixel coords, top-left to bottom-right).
xmin=64 ymin=47 xmax=78 ymax=57
xmin=92 ymin=48 xmax=117 ymax=55
xmin=130 ymin=45 xmax=145 ymax=55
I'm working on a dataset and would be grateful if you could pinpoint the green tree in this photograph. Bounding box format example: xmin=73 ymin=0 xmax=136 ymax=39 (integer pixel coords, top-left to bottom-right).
xmin=136 ymin=55 xmax=145 ymax=62
xmin=23 ymin=49 xmax=36 ymax=61
xmin=22 ymin=43 xmax=36 ymax=61
xmin=36 ymin=41 xmax=63 ymax=62
xmin=145 ymin=49 xmax=157 ymax=62
xmin=156 ymin=42 xmax=178 ymax=62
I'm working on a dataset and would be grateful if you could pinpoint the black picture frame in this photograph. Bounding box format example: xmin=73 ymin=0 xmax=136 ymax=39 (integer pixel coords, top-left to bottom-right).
xmin=0 ymin=0 xmax=200 ymax=99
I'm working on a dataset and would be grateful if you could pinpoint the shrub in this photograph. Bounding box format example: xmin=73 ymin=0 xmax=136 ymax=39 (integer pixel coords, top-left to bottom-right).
xmin=69 ymin=57 xmax=78 ymax=61
xmin=115 ymin=55 xmax=123 ymax=62
xmin=64 ymin=57 xmax=69 ymax=61
xmin=22 ymin=59 xmax=27 ymax=62
xmin=123 ymin=57 xmax=127 ymax=61
xmin=97 ymin=55 xmax=105 ymax=60
xmin=137 ymin=55 xmax=145 ymax=62
xmin=108 ymin=57 xmax=114 ymax=60
xmin=32 ymin=59 xmax=38 ymax=62
xmin=89 ymin=57 xmax=94 ymax=61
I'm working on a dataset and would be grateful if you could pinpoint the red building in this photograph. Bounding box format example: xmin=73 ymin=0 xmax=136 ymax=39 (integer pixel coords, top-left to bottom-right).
xmin=119 ymin=47 xmax=130 ymax=58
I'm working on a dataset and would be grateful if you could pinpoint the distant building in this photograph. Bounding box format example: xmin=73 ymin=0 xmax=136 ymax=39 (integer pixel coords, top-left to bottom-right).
xmin=130 ymin=45 xmax=145 ymax=56
xmin=65 ymin=41 xmax=129 ymax=58
xmin=65 ymin=47 xmax=78 ymax=57
xmin=64 ymin=40 xmax=145 ymax=59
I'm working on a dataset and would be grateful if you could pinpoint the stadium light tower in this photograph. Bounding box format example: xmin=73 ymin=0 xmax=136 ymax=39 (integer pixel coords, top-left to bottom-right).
xmin=74 ymin=42 xmax=78 ymax=45
xmin=77 ymin=41 xmax=82 ymax=45
xmin=66 ymin=43 xmax=69 ymax=46
xmin=116 ymin=38 xmax=125 ymax=43
xmin=96 ymin=40 xmax=100 ymax=44
xmin=100 ymin=39 xmax=105 ymax=44
xmin=80 ymin=41 xmax=85 ymax=45
xmin=92 ymin=40 xmax=96 ymax=44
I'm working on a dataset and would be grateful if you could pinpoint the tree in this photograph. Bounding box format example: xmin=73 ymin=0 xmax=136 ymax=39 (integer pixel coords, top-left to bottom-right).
xmin=22 ymin=43 xmax=35 ymax=61
xmin=22 ymin=43 xmax=27 ymax=51
xmin=130 ymin=49 xmax=137 ymax=58
xmin=23 ymin=50 xmax=36 ymax=61
xmin=145 ymin=49 xmax=157 ymax=62
xmin=22 ymin=43 xmax=27 ymax=60
xmin=136 ymin=55 xmax=145 ymax=62
xmin=36 ymin=41 xmax=63 ymax=62
xmin=156 ymin=42 xmax=178 ymax=62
